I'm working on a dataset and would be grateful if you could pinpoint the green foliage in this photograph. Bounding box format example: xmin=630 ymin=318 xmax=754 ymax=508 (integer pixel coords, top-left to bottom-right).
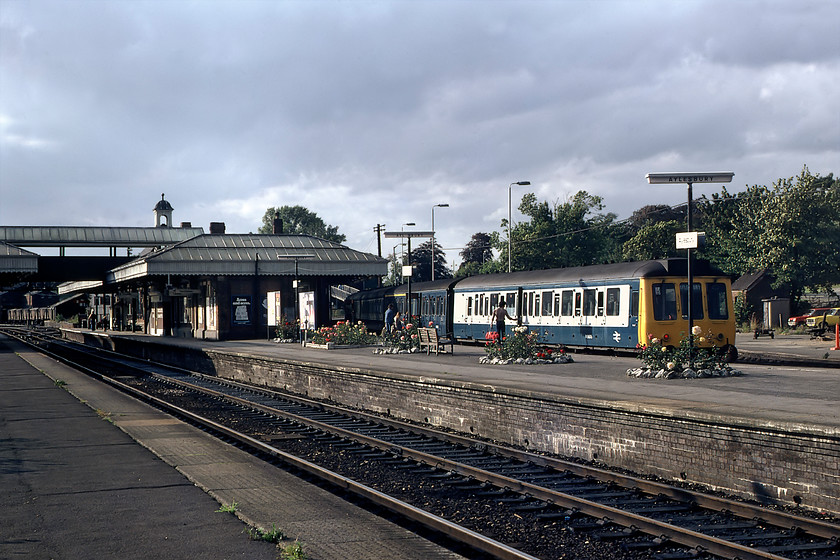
xmin=488 ymin=190 xmax=620 ymax=272
xmin=408 ymin=240 xmax=452 ymax=282
xmin=622 ymin=220 xmax=684 ymax=261
xmin=215 ymin=501 xmax=239 ymax=514
xmin=459 ymin=233 xmax=493 ymax=268
xmin=381 ymin=320 xmax=421 ymax=351
xmin=637 ymin=331 xmax=726 ymax=372
xmin=308 ymin=321 xmax=376 ymax=345
xmin=247 ymin=524 xmax=285 ymax=544
xmin=259 ymin=205 xmax=346 ymax=243
xmin=483 ymin=326 xmax=541 ymax=360
xmin=280 ymin=541 xmax=307 ymax=560
xmin=274 ymin=315 xmax=298 ymax=339
xmin=698 ymin=166 xmax=840 ymax=303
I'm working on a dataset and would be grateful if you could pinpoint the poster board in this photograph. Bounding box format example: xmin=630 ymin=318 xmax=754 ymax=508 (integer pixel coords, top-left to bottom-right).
xmin=232 ymin=295 xmax=251 ymax=325
xmin=299 ymin=291 xmax=315 ymax=331
xmin=266 ymin=291 xmax=282 ymax=326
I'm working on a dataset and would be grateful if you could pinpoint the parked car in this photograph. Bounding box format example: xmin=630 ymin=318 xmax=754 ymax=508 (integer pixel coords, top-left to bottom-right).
xmin=805 ymin=307 xmax=840 ymax=330
xmin=788 ymin=307 xmax=831 ymax=328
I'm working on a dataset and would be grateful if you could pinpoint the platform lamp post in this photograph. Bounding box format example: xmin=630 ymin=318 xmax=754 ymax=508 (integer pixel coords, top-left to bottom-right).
xmin=431 ymin=204 xmax=449 ymax=281
xmin=646 ymin=172 xmax=734 ymax=367
xmin=508 ymin=181 xmax=531 ymax=273
xmin=384 ymin=229 xmax=433 ymax=322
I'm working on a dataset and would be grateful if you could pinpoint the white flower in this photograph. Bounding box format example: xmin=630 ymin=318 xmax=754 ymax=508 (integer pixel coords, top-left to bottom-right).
xmin=651 ymin=337 xmax=660 ymax=344
xmin=692 ymin=325 xmax=702 ymax=336
xmin=666 ymin=362 xmax=675 ymax=370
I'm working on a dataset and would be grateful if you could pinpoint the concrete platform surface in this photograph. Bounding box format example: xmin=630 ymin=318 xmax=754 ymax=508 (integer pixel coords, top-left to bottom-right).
xmin=0 ymin=335 xmax=470 ymax=560
xmin=105 ymin=331 xmax=839 ymax=435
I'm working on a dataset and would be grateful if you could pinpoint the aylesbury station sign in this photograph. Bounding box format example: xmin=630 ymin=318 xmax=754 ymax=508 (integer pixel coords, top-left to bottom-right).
xmin=646 ymin=171 xmax=734 ymax=363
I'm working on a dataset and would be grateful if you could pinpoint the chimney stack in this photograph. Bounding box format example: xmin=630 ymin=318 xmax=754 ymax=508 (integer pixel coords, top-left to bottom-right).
xmin=209 ymin=222 xmax=226 ymax=234
xmin=180 ymin=222 xmax=192 ymax=228
xmin=273 ymin=211 xmax=283 ymax=234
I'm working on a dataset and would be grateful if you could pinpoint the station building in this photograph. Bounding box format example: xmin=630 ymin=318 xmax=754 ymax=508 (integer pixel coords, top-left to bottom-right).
xmin=1 ymin=195 xmax=388 ymax=339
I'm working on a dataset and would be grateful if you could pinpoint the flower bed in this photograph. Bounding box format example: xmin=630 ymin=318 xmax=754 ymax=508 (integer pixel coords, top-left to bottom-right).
xmin=627 ymin=326 xmax=742 ymax=379
xmin=481 ymin=326 xmax=574 ymax=365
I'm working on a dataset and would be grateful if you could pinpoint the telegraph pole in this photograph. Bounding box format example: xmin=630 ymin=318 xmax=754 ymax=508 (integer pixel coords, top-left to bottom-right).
xmin=373 ymin=224 xmax=386 ymax=257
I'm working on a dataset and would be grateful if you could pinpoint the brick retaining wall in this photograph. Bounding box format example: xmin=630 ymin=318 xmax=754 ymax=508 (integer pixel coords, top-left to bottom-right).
xmin=65 ymin=331 xmax=840 ymax=515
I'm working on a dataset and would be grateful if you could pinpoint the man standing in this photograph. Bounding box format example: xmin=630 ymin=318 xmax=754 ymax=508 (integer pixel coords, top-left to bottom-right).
xmin=492 ymin=299 xmax=515 ymax=339
xmin=384 ymin=303 xmax=396 ymax=333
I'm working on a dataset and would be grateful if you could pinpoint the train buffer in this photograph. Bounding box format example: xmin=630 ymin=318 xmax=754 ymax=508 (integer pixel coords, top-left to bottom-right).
xmin=418 ymin=327 xmax=454 ymax=355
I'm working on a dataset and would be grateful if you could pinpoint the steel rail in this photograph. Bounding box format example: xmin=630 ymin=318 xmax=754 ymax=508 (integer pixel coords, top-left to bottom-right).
xmin=146 ymin=371 xmax=809 ymax=560
xmin=197 ymin=371 xmax=840 ymax=542
xmin=8 ymin=329 xmax=840 ymax=558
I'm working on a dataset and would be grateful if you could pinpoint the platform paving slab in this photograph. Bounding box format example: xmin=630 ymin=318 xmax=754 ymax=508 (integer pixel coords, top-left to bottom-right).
xmin=1 ymin=336 xmax=470 ymax=560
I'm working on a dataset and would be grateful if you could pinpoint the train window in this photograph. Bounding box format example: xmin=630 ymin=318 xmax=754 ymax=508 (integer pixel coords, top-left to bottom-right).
xmin=528 ymin=292 xmax=534 ymax=316
xmin=706 ymin=283 xmax=729 ymax=320
xmin=574 ymin=292 xmax=582 ymax=316
xmin=596 ymin=291 xmax=605 ymax=316
xmin=541 ymin=292 xmax=553 ymax=316
xmin=437 ymin=296 xmax=443 ymax=316
xmin=506 ymin=292 xmax=517 ymax=314
xmin=467 ymin=296 xmax=473 ymax=316
xmin=606 ymin=288 xmax=620 ymax=316
xmin=652 ymin=283 xmax=677 ymax=321
xmin=562 ymin=290 xmax=574 ymax=316
xmin=583 ymin=290 xmax=596 ymax=316
xmin=630 ymin=290 xmax=639 ymax=317
xmin=554 ymin=293 xmax=560 ymax=316
xmin=679 ymin=283 xmax=704 ymax=320
xmin=490 ymin=293 xmax=499 ymax=310
xmin=534 ymin=293 xmax=541 ymax=316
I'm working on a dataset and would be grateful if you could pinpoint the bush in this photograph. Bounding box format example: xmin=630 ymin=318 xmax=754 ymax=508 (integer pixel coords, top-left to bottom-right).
xmin=637 ymin=326 xmax=727 ymax=372
xmin=381 ymin=319 xmax=421 ymax=351
xmin=484 ymin=326 xmax=542 ymax=361
xmin=274 ymin=315 xmax=298 ymax=340
xmin=308 ymin=321 xmax=377 ymax=345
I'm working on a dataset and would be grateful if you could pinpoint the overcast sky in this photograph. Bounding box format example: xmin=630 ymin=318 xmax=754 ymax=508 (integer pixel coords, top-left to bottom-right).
xmin=2 ymin=0 xmax=838 ymax=266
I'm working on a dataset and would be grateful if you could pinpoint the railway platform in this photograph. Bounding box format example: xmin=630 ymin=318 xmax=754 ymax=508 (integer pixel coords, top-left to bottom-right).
xmin=65 ymin=327 xmax=837 ymax=516
xmin=102 ymin=330 xmax=839 ymax=431
xmin=0 ymin=334 xmax=472 ymax=560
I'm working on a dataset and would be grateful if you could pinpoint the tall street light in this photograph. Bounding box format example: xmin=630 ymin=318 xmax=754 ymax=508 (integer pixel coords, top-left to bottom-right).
xmin=431 ymin=204 xmax=449 ymax=281
xmin=508 ymin=181 xmax=531 ymax=273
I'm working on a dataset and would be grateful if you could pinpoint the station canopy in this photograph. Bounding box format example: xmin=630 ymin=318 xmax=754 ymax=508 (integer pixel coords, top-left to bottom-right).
xmin=0 ymin=241 xmax=38 ymax=274
xmin=0 ymin=226 xmax=205 ymax=248
xmin=106 ymin=234 xmax=388 ymax=283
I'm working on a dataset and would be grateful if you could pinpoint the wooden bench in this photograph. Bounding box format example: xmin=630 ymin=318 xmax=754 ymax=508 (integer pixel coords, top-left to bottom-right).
xmin=417 ymin=327 xmax=454 ymax=355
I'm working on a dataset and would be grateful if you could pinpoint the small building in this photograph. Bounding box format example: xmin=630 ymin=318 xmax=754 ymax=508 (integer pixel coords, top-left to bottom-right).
xmin=95 ymin=232 xmax=386 ymax=339
xmin=732 ymin=269 xmax=789 ymax=325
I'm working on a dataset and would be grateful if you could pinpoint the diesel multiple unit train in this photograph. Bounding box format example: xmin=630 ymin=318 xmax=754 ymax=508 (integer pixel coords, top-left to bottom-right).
xmin=346 ymin=258 xmax=737 ymax=358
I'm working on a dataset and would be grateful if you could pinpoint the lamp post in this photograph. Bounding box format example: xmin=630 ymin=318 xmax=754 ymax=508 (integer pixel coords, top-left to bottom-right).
xmin=508 ymin=181 xmax=531 ymax=273
xmin=431 ymin=204 xmax=449 ymax=281
xmin=646 ymin=172 xmax=733 ymax=367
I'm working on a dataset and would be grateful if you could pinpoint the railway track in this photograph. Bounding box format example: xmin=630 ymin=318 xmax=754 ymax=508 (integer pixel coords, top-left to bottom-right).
xmin=5 ymin=327 xmax=839 ymax=560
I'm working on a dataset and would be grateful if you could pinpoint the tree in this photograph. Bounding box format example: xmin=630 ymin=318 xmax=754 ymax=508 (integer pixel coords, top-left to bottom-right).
xmin=408 ymin=240 xmax=452 ymax=283
xmin=460 ymin=233 xmax=493 ymax=267
xmin=697 ymin=166 xmax=840 ymax=303
xmin=626 ymin=204 xmax=686 ymax=234
xmin=258 ymin=206 xmax=346 ymax=243
xmin=498 ymin=190 xmax=620 ymax=271
xmin=621 ymin=220 xmax=684 ymax=261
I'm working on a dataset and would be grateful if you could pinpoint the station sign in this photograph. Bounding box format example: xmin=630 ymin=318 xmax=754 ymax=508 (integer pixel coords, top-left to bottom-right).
xmin=646 ymin=172 xmax=734 ymax=184
xmin=384 ymin=231 xmax=434 ymax=238
xmin=676 ymin=231 xmax=706 ymax=249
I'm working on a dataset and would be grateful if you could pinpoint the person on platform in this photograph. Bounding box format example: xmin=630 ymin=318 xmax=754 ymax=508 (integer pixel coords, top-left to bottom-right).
xmin=384 ymin=303 xmax=396 ymax=333
xmin=492 ymin=299 xmax=516 ymax=339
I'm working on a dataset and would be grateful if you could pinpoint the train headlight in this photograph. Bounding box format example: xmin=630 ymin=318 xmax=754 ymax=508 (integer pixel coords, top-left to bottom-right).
xmin=662 ymin=333 xmax=670 ymax=342
xmin=716 ymin=333 xmax=724 ymax=340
